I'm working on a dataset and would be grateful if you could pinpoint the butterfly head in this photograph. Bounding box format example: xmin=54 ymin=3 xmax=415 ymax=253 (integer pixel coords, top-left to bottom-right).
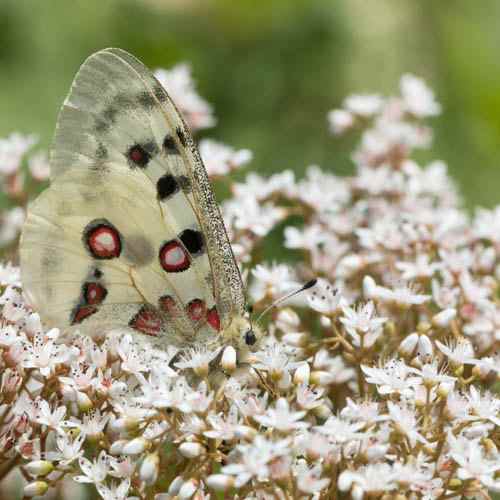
xmin=224 ymin=314 xmax=263 ymax=352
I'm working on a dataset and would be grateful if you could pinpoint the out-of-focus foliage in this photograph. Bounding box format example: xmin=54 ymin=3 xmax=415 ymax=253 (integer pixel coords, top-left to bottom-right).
xmin=0 ymin=0 xmax=499 ymax=208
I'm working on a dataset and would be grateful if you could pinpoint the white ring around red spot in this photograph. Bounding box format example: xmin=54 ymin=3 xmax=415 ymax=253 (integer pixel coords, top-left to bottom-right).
xmin=187 ymin=299 xmax=206 ymax=322
xmin=84 ymin=282 xmax=107 ymax=305
xmin=159 ymin=240 xmax=190 ymax=272
xmin=87 ymin=225 xmax=121 ymax=259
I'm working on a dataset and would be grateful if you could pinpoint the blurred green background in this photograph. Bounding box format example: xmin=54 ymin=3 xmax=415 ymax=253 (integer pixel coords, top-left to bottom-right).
xmin=1 ymin=0 xmax=499 ymax=208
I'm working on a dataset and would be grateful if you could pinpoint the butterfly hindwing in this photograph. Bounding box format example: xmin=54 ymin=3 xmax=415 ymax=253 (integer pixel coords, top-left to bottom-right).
xmin=20 ymin=48 xmax=245 ymax=346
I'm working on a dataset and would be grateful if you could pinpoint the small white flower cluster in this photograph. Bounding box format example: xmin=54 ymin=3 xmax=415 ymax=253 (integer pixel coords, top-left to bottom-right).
xmin=0 ymin=133 xmax=50 ymax=248
xmin=0 ymin=72 xmax=499 ymax=500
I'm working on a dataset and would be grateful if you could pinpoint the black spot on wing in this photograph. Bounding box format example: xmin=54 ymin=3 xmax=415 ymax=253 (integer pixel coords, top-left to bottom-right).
xmin=176 ymin=127 xmax=187 ymax=147
xmin=163 ymin=134 xmax=180 ymax=155
xmin=126 ymin=141 xmax=158 ymax=168
xmin=127 ymin=144 xmax=150 ymax=167
xmin=177 ymin=175 xmax=192 ymax=193
xmin=179 ymin=228 xmax=204 ymax=256
xmin=137 ymin=91 xmax=156 ymax=109
xmin=157 ymin=174 xmax=179 ymax=201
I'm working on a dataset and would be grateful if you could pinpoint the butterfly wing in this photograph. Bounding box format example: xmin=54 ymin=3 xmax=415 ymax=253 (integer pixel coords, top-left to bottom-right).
xmin=20 ymin=48 xmax=245 ymax=346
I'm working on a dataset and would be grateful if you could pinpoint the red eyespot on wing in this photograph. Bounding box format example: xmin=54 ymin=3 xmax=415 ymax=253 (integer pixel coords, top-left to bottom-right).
xmin=159 ymin=240 xmax=190 ymax=272
xmin=207 ymin=307 xmax=220 ymax=331
xmin=85 ymin=222 xmax=121 ymax=259
xmin=187 ymin=299 xmax=206 ymax=322
xmin=83 ymin=282 xmax=107 ymax=305
xmin=129 ymin=306 xmax=162 ymax=337
xmin=72 ymin=305 xmax=98 ymax=324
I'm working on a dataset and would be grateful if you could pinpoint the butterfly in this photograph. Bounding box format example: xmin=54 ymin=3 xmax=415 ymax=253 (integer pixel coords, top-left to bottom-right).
xmin=19 ymin=48 xmax=260 ymax=352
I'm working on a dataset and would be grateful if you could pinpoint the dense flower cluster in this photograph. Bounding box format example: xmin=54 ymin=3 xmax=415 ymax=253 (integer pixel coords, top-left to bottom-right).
xmin=0 ymin=65 xmax=498 ymax=499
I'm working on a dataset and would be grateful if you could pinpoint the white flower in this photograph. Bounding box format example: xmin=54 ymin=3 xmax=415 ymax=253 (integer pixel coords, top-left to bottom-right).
xmin=252 ymin=340 xmax=301 ymax=381
xmin=396 ymin=254 xmax=441 ymax=281
xmin=116 ymin=334 xmax=151 ymax=374
xmin=22 ymin=329 xmax=72 ymax=377
xmin=338 ymin=463 xmax=397 ymax=496
xmin=221 ymin=435 xmax=290 ymax=487
xmin=254 ymin=398 xmax=309 ymax=431
xmin=435 ymin=337 xmax=475 ymax=366
xmin=204 ymin=405 xmax=240 ymax=440
xmin=74 ymin=450 xmax=110 ymax=484
xmin=369 ymin=280 xmax=431 ymax=307
xmin=46 ymin=432 xmax=85 ymax=467
xmin=28 ymin=151 xmax=50 ymax=181
xmin=387 ymin=402 xmax=428 ymax=447
xmin=400 ymin=74 xmax=441 ymax=117
xmin=0 ymin=262 xmax=21 ymax=287
xmin=463 ymin=386 xmax=500 ymax=426
xmin=0 ymin=206 xmax=25 ymax=246
xmin=344 ymin=94 xmax=384 ymax=116
xmin=340 ymin=301 xmax=386 ymax=348
xmin=296 ymin=384 xmax=324 ymax=410
xmin=135 ymin=372 xmax=189 ymax=412
xmin=199 ymin=139 xmax=252 ymax=177
xmin=327 ymin=109 xmax=354 ymax=134
xmin=224 ymin=196 xmax=286 ymax=237
xmin=340 ymin=398 xmax=382 ymax=423
xmin=154 ymin=63 xmax=215 ymax=130
xmin=314 ymin=415 xmax=365 ymax=443
xmin=96 ymin=478 xmax=132 ymax=500
xmin=448 ymin=433 xmax=498 ymax=486
xmin=361 ymin=359 xmax=421 ymax=396
xmin=35 ymin=400 xmax=66 ymax=429
xmin=474 ymin=206 xmax=500 ymax=245
xmin=68 ymin=409 xmax=109 ymax=438
xmin=284 ymin=224 xmax=328 ymax=251
xmin=174 ymin=345 xmax=221 ymax=377
xmin=307 ymin=279 xmax=345 ymax=315
xmin=0 ymin=132 xmax=37 ymax=175
xmin=410 ymin=361 xmax=456 ymax=388
xmin=295 ymin=461 xmax=330 ymax=494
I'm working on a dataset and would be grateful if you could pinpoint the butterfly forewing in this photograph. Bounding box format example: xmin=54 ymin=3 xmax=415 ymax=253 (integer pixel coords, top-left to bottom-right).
xmin=20 ymin=48 xmax=245 ymax=346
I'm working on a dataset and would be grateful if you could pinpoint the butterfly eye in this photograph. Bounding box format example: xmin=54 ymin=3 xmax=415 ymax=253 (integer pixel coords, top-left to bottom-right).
xmin=244 ymin=330 xmax=256 ymax=346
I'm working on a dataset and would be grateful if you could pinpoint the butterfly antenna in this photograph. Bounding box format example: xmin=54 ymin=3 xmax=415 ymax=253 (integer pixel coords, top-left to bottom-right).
xmin=256 ymin=278 xmax=317 ymax=323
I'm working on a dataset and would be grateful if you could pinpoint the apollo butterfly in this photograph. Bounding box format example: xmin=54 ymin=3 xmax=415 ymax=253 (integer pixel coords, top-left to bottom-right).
xmin=20 ymin=48 xmax=260 ymax=352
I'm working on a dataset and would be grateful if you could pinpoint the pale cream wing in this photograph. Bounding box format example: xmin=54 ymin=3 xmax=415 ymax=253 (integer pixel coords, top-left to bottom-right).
xmin=49 ymin=48 xmax=245 ymax=326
